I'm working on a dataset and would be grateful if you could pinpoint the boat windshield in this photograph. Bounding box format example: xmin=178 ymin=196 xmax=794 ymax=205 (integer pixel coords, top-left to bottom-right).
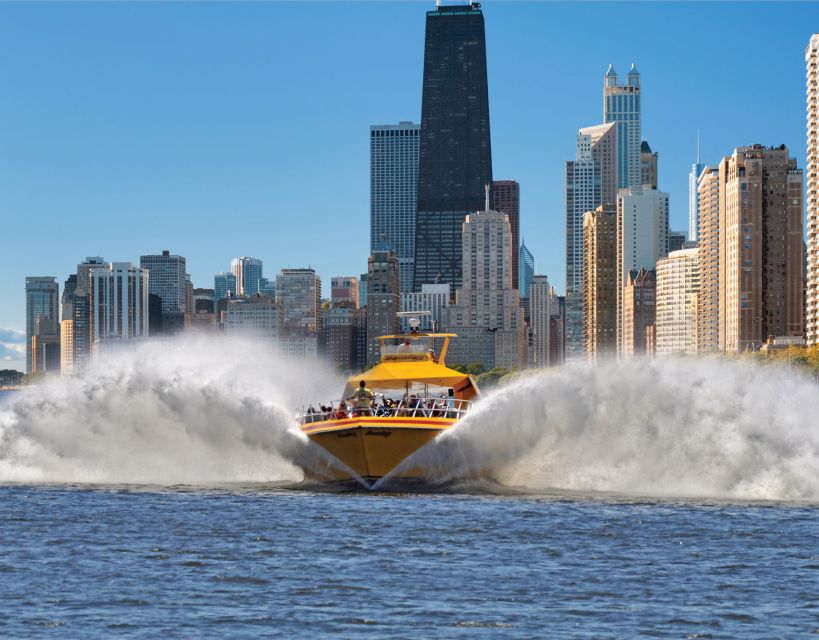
xmin=380 ymin=336 xmax=435 ymax=360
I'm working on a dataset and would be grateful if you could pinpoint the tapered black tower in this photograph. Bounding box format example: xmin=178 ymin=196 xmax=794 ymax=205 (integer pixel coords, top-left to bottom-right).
xmin=413 ymin=2 xmax=493 ymax=293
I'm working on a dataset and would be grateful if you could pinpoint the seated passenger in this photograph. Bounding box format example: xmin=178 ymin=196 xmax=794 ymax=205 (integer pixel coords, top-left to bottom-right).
xmin=396 ymin=338 xmax=412 ymax=353
xmin=334 ymin=401 xmax=349 ymax=420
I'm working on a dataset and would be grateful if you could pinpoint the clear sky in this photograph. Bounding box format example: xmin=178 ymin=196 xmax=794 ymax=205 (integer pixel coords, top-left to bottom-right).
xmin=0 ymin=1 xmax=815 ymax=370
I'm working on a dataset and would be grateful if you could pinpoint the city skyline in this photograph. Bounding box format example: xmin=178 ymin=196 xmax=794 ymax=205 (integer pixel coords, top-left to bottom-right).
xmin=0 ymin=1 xmax=813 ymax=370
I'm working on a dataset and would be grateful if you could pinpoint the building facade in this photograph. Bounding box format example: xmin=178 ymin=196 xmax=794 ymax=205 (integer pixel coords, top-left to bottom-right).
xmin=719 ymin=145 xmax=804 ymax=353
xmin=640 ymin=140 xmax=658 ymax=189
xmin=140 ymin=250 xmax=187 ymax=314
xmin=604 ymin=64 xmax=641 ymax=190
xmin=225 ymin=295 xmax=283 ymax=341
xmin=616 ymin=185 xmax=669 ymax=353
xmin=492 ymin=180 xmax=521 ymax=291
xmin=807 ymin=34 xmax=819 ymax=345
xmin=89 ymin=262 xmax=149 ymax=348
xmin=583 ymin=205 xmax=617 ymax=359
xmin=25 ymin=276 xmax=59 ymax=374
xmin=275 ymin=268 xmax=322 ymax=339
xmin=330 ymin=276 xmax=360 ymax=308
xmin=446 ymin=197 xmax=525 ymax=369
xmin=371 ymin=122 xmax=420 ymax=294
xmin=519 ymin=240 xmax=535 ymax=298
xmin=668 ymin=230 xmax=687 ymax=253
xmin=565 ymin=121 xmax=617 ymax=357
xmin=214 ymin=272 xmax=237 ymax=301
xmin=696 ymin=166 xmax=720 ymax=352
xmin=689 ymin=134 xmax=706 ymax=242
xmin=656 ymin=248 xmax=700 ymax=355
xmin=400 ymin=283 xmax=450 ymax=333
xmin=622 ymin=268 xmax=656 ymax=358
xmin=414 ymin=2 xmax=492 ymax=293
xmin=366 ymin=249 xmax=401 ymax=365
xmin=231 ymin=257 xmax=264 ymax=296
xmin=320 ymin=304 xmax=366 ymax=372
xmin=529 ymin=275 xmax=552 ymax=367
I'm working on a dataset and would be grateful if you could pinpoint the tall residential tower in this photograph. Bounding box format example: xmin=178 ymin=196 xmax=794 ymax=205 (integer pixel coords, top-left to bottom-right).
xmin=604 ymin=64 xmax=641 ymax=190
xmin=807 ymin=34 xmax=819 ymax=345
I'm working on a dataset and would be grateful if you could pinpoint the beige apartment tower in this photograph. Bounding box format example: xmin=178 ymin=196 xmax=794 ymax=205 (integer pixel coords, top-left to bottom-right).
xmin=656 ymin=248 xmax=700 ymax=355
xmin=719 ymin=145 xmax=804 ymax=353
xmin=583 ymin=205 xmax=617 ymax=359
xmin=696 ymin=166 xmax=720 ymax=352
xmin=807 ymin=34 xmax=819 ymax=345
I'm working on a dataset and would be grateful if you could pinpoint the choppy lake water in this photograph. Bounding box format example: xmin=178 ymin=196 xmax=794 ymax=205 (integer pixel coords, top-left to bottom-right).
xmin=1 ymin=485 xmax=817 ymax=638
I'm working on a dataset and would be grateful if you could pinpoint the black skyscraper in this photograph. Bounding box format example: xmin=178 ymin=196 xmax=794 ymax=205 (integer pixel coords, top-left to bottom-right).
xmin=413 ymin=2 xmax=493 ymax=293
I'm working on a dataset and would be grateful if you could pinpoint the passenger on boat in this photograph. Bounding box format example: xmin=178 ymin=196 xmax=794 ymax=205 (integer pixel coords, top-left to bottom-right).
xmin=334 ymin=401 xmax=349 ymax=420
xmin=427 ymin=349 xmax=437 ymax=363
xmin=350 ymin=380 xmax=375 ymax=417
xmin=396 ymin=338 xmax=412 ymax=353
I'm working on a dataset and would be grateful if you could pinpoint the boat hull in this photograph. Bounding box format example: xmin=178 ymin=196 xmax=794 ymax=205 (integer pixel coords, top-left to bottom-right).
xmin=300 ymin=416 xmax=456 ymax=483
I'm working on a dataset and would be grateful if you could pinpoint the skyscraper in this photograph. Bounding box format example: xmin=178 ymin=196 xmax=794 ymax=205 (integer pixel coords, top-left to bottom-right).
xmin=492 ymin=180 xmax=520 ymax=290
xmin=719 ymin=145 xmax=803 ymax=353
xmin=565 ymin=121 xmax=617 ymax=357
xmin=214 ymin=272 xmax=237 ymax=301
xmin=668 ymin=230 xmax=687 ymax=253
xmin=656 ymin=248 xmax=700 ymax=355
xmin=604 ymin=64 xmax=641 ymax=190
xmin=445 ymin=192 xmax=526 ymax=369
xmin=89 ymin=263 xmax=149 ymax=348
xmin=366 ymin=248 xmax=400 ymax=365
xmin=400 ymin=283 xmax=450 ymax=333
xmin=696 ymin=166 xmax=720 ymax=352
xmin=807 ymin=34 xmax=819 ymax=345
xmin=140 ymin=250 xmax=187 ymax=314
xmin=370 ymin=122 xmax=420 ymax=294
xmin=519 ymin=240 xmax=535 ymax=297
xmin=640 ymin=140 xmax=658 ymax=189
xmin=25 ymin=277 xmax=59 ymax=374
xmin=583 ymin=205 xmax=617 ymax=360
xmin=225 ymin=295 xmax=282 ymax=341
xmin=414 ymin=2 xmax=492 ymax=293
xmin=276 ymin=268 xmax=322 ymax=358
xmin=689 ymin=133 xmax=706 ymax=242
xmin=331 ymin=276 xmax=360 ymax=308
xmin=622 ymin=267 xmax=656 ymax=357
xmin=616 ymin=185 xmax=670 ymax=353
xmin=231 ymin=257 xmax=264 ymax=296
xmin=529 ymin=275 xmax=552 ymax=367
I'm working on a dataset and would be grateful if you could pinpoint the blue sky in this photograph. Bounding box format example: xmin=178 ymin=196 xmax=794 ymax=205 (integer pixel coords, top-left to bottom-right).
xmin=0 ymin=1 xmax=814 ymax=370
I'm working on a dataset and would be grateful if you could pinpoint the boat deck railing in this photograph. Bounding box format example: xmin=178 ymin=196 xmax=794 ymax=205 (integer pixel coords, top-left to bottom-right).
xmin=296 ymin=397 xmax=473 ymax=425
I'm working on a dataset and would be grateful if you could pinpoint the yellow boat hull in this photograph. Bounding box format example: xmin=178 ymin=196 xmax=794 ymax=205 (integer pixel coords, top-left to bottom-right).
xmin=300 ymin=416 xmax=457 ymax=483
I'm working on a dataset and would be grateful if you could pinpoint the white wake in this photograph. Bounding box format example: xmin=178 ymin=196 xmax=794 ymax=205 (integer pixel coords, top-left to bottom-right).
xmin=391 ymin=357 xmax=819 ymax=502
xmin=0 ymin=336 xmax=344 ymax=485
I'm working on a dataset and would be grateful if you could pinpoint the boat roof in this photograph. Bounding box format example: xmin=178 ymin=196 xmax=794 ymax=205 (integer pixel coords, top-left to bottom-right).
xmin=346 ymin=359 xmax=472 ymax=391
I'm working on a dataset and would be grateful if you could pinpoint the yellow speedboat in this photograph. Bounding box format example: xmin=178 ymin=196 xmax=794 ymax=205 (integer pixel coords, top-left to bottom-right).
xmin=296 ymin=333 xmax=479 ymax=487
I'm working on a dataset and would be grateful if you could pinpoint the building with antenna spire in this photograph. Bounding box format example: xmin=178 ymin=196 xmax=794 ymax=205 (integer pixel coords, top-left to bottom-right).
xmin=604 ymin=63 xmax=641 ymax=190
xmin=689 ymin=131 xmax=705 ymax=242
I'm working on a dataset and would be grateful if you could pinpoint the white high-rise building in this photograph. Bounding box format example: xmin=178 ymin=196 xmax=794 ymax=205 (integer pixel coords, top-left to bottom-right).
xmin=529 ymin=275 xmax=553 ymax=367
xmin=89 ymin=262 xmax=149 ymax=348
xmin=231 ymin=257 xmax=264 ymax=296
xmin=604 ymin=64 xmax=641 ymax=190
xmin=656 ymin=248 xmax=700 ymax=355
xmin=616 ymin=185 xmax=669 ymax=352
xmin=370 ymin=121 xmax=420 ymax=294
xmin=806 ymin=34 xmax=819 ymax=345
xmin=565 ymin=121 xmax=617 ymax=358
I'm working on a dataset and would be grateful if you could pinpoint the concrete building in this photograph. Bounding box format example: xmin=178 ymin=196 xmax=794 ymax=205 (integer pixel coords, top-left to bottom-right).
xmin=622 ymin=268 xmax=656 ymax=358
xmin=225 ymin=295 xmax=283 ymax=341
xmin=25 ymin=277 xmax=59 ymax=374
xmin=140 ymin=250 xmax=187 ymax=314
xmin=89 ymin=262 xmax=149 ymax=348
xmin=565 ymin=121 xmax=617 ymax=357
xmin=656 ymin=248 xmax=700 ymax=355
xmin=519 ymin=240 xmax=535 ymax=298
xmin=492 ymin=180 xmax=521 ymax=291
xmin=549 ymin=294 xmax=566 ymax=365
xmin=371 ymin=121 xmax=420 ymax=294
xmin=446 ymin=191 xmax=526 ymax=369
xmin=400 ymin=283 xmax=450 ymax=333
xmin=331 ymin=276 xmax=360 ymax=308
xmin=276 ymin=268 xmax=321 ymax=338
xmin=640 ymin=140 xmax=658 ymax=189
xmin=231 ymin=257 xmax=264 ymax=296
xmin=668 ymin=231 xmax=687 ymax=253
xmin=719 ymin=145 xmax=804 ymax=353
xmin=258 ymin=277 xmax=276 ymax=298
xmin=616 ymin=185 xmax=669 ymax=353
xmin=60 ymin=319 xmax=74 ymax=376
xmin=414 ymin=2 xmax=492 ymax=294
xmin=807 ymin=34 xmax=819 ymax=345
xmin=366 ymin=248 xmax=400 ymax=365
xmin=583 ymin=205 xmax=617 ymax=359
xmin=31 ymin=317 xmax=60 ymax=376
xmin=214 ymin=272 xmax=237 ymax=301
xmin=696 ymin=166 xmax=720 ymax=352
xmin=529 ymin=275 xmax=553 ymax=367
xmin=320 ymin=304 xmax=367 ymax=372
xmin=604 ymin=64 xmax=641 ymax=190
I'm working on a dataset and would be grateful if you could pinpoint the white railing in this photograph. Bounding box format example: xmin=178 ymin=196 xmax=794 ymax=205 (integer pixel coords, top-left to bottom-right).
xmin=296 ymin=397 xmax=473 ymax=425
